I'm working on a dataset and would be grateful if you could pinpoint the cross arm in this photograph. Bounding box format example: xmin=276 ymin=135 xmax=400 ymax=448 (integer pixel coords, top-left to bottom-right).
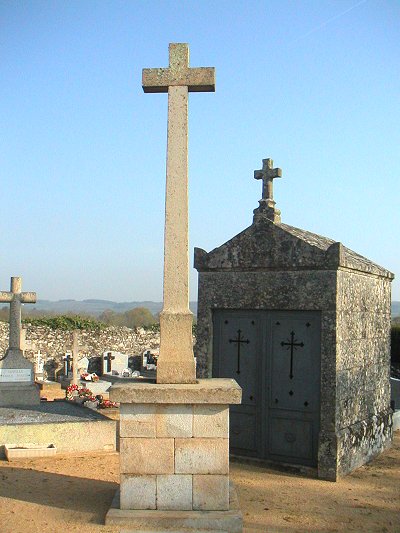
xmin=142 ymin=67 xmax=215 ymax=93
xmin=20 ymin=292 xmax=37 ymax=304
xmin=0 ymin=292 xmax=13 ymax=303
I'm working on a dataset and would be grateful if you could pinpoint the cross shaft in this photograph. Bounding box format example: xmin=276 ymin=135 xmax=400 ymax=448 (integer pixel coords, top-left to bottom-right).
xmin=71 ymin=330 xmax=89 ymax=386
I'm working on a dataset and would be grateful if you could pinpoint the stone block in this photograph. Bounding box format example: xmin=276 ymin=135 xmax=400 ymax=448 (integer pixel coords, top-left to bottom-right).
xmin=175 ymin=438 xmax=229 ymax=474
xmin=156 ymin=404 xmax=193 ymax=437
xmin=193 ymin=474 xmax=229 ymax=511
xmin=110 ymin=378 xmax=242 ymax=405
xmin=120 ymin=475 xmax=156 ymax=510
xmin=120 ymin=403 xmax=156 ymax=438
xmin=120 ymin=438 xmax=174 ymax=474
xmin=157 ymin=474 xmax=192 ymax=510
xmin=193 ymin=405 xmax=229 ymax=438
xmin=105 ymin=482 xmax=243 ymax=532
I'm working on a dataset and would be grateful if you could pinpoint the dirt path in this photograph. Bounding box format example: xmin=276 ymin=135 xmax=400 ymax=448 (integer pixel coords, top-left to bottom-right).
xmin=0 ymin=433 xmax=399 ymax=532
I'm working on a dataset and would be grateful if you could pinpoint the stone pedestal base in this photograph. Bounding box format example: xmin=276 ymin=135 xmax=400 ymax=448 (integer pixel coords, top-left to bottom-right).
xmin=107 ymin=378 xmax=242 ymax=531
xmin=105 ymin=482 xmax=242 ymax=532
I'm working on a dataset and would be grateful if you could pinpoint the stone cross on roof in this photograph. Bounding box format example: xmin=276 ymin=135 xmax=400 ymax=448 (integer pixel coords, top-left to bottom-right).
xmin=254 ymin=158 xmax=282 ymax=202
xmin=0 ymin=277 xmax=36 ymax=352
xmin=253 ymin=158 xmax=283 ymax=223
xmin=142 ymin=43 xmax=215 ymax=384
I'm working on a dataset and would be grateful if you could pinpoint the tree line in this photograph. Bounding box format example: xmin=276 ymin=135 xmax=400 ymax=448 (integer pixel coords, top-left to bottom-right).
xmin=0 ymin=306 xmax=158 ymax=330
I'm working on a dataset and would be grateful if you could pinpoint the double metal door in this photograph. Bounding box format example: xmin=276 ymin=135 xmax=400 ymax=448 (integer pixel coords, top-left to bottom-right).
xmin=213 ymin=310 xmax=321 ymax=466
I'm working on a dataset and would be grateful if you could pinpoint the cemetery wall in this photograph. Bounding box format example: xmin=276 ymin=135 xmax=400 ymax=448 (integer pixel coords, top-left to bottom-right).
xmin=0 ymin=322 xmax=160 ymax=376
xmin=335 ymin=271 xmax=392 ymax=476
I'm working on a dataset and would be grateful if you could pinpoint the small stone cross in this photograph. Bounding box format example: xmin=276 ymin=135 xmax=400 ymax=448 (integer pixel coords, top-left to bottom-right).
xmin=64 ymin=330 xmax=89 ymax=386
xmin=254 ymin=158 xmax=282 ymax=202
xmin=104 ymin=351 xmax=115 ymax=373
xmin=63 ymin=352 xmax=73 ymax=375
xmin=0 ymin=277 xmax=36 ymax=352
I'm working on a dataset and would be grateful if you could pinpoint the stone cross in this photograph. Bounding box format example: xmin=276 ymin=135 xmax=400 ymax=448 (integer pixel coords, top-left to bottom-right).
xmin=254 ymin=158 xmax=282 ymax=202
xmin=63 ymin=352 xmax=72 ymax=375
xmin=0 ymin=277 xmax=36 ymax=352
xmin=66 ymin=330 xmax=89 ymax=386
xmin=142 ymin=43 xmax=215 ymax=384
xmin=253 ymin=158 xmax=282 ymax=223
xmin=104 ymin=351 xmax=115 ymax=373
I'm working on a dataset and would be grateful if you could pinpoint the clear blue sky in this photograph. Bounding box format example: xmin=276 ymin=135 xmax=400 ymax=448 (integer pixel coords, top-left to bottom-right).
xmin=1 ymin=0 xmax=399 ymax=302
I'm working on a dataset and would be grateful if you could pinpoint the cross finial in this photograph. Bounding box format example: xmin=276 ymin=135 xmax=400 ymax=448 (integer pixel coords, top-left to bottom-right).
xmin=253 ymin=158 xmax=283 ymax=223
xmin=254 ymin=158 xmax=282 ymax=201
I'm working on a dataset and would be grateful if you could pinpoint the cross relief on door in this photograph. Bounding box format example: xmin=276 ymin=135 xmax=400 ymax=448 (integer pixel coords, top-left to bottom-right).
xmin=229 ymin=329 xmax=250 ymax=374
xmin=280 ymin=330 xmax=305 ymax=380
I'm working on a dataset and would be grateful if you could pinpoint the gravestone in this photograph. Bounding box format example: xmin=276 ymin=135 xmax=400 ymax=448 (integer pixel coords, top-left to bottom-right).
xmin=63 ymin=352 xmax=73 ymax=376
xmin=102 ymin=350 xmax=129 ymax=376
xmin=0 ymin=277 xmax=40 ymax=406
xmin=194 ymin=158 xmax=394 ymax=481
xmin=34 ymin=349 xmax=45 ymax=381
xmin=77 ymin=355 xmax=90 ymax=374
xmin=106 ymin=43 xmax=242 ymax=532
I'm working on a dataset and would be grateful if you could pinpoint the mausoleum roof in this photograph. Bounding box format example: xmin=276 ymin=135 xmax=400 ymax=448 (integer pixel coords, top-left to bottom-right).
xmin=194 ymin=217 xmax=394 ymax=279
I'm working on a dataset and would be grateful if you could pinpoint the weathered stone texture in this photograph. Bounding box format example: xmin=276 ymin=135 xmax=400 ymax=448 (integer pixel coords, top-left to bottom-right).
xmin=120 ymin=475 xmax=156 ymax=510
xmin=156 ymin=474 xmax=192 ymax=510
xmin=193 ymin=474 xmax=229 ymax=510
xmin=120 ymin=438 xmax=174 ymax=474
xmin=175 ymin=437 xmax=229 ymax=474
xmin=334 ymin=271 xmax=392 ymax=474
xmin=120 ymin=403 xmax=156 ymax=438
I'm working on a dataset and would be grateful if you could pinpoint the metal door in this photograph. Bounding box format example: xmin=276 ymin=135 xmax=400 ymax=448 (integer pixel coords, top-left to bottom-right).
xmin=213 ymin=310 xmax=261 ymax=457
xmin=267 ymin=312 xmax=320 ymax=466
xmin=213 ymin=309 xmax=320 ymax=466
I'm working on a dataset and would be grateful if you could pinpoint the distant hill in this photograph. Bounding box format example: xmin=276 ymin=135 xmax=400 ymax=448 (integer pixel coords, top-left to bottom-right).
xmin=392 ymin=301 xmax=400 ymax=318
xmin=18 ymin=299 xmax=400 ymax=320
xmin=26 ymin=299 xmax=198 ymax=317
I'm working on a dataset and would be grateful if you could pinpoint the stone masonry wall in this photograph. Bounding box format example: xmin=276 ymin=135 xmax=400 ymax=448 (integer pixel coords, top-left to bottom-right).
xmin=336 ymin=271 xmax=392 ymax=476
xmin=0 ymin=322 xmax=160 ymax=377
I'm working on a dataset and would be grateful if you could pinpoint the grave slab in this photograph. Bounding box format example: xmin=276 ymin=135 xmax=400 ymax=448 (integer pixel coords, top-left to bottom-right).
xmin=0 ymin=401 xmax=116 ymax=458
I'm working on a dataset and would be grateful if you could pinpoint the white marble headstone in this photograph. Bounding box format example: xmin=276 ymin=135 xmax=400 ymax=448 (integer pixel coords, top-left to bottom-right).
xmin=102 ymin=351 xmax=130 ymax=376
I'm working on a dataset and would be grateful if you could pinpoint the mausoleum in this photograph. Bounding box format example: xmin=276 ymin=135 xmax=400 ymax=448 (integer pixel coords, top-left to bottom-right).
xmin=194 ymin=158 xmax=394 ymax=481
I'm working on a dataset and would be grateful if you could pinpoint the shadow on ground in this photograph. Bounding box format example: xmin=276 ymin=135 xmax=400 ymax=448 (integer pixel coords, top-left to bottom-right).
xmin=0 ymin=465 xmax=117 ymax=523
